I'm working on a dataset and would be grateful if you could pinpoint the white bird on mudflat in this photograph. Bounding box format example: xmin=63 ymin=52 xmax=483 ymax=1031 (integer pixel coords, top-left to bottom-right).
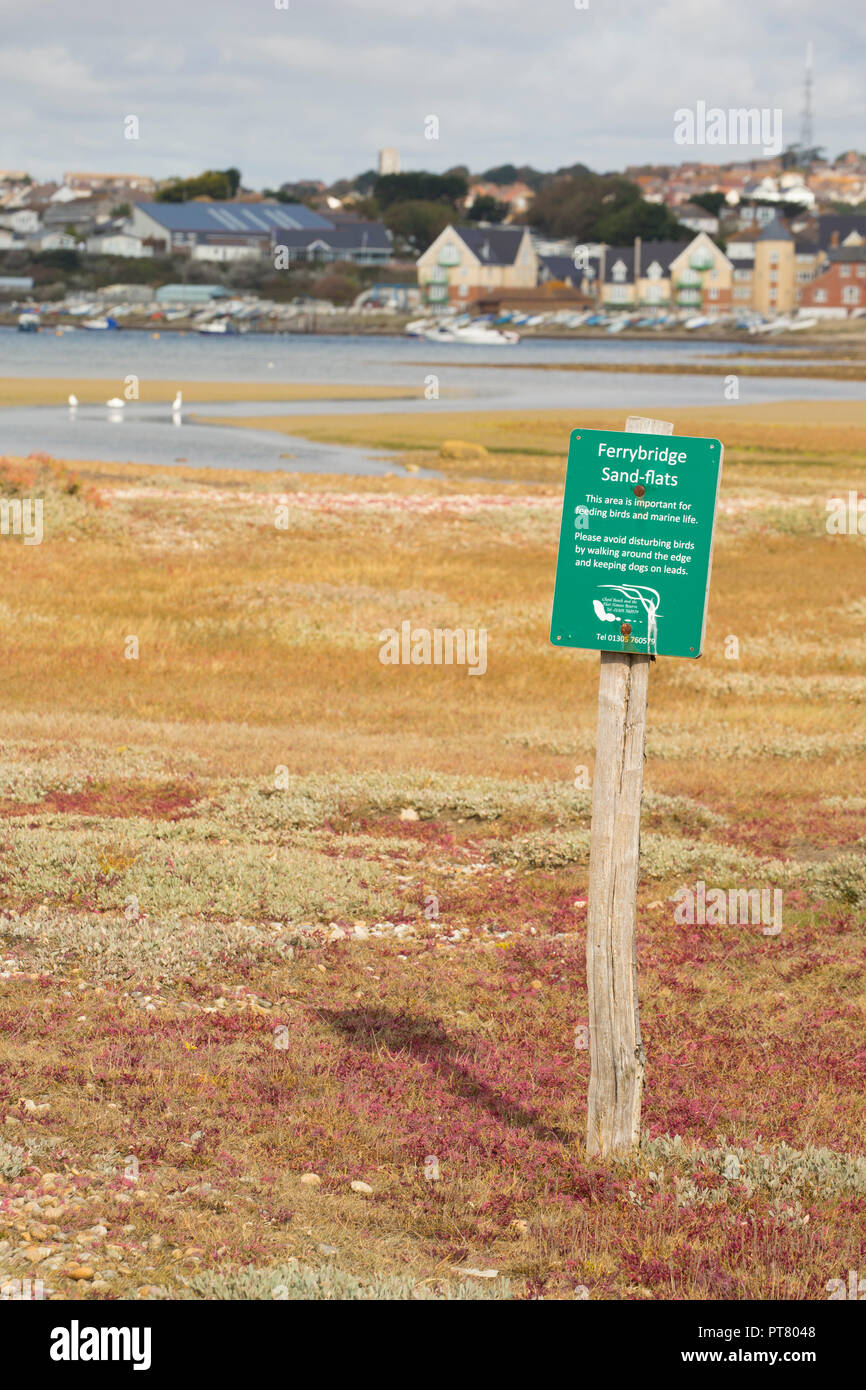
xmin=106 ymin=397 xmax=125 ymax=408
xmin=172 ymin=391 xmax=182 ymax=411
xmin=68 ymin=393 xmax=78 ymax=407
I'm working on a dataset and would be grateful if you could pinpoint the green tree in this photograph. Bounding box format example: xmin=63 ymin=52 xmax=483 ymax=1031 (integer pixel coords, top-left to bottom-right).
xmin=156 ymin=168 xmax=241 ymax=202
xmin=374 ymin=170 xmax=467 ymax=209
xmin=528 ymin=172 xmax=683 ymax=243
xmin=689 ymin=192 xmax=726 ymax=216
xmin=465 ymin=195 xmax=508 ymax=224
xmin=383 ymin=199 xmax=452 ymax=253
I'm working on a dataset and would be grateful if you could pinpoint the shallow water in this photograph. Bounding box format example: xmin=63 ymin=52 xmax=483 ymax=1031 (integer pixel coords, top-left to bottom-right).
xmin=2 ymin=328 xmax=864 ymax=472
xmin=0 ymin=403 xmax=416 ymax=475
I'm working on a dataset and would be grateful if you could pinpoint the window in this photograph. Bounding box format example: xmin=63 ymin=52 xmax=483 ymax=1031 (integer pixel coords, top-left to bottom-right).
xmin=612 ymin=259 xmax=627 ymax=283
xmin=842 ymin=285 xmax=860 ymax=304
xmin=840 ymin=264 xmax=851 ymax=278
xmin=858 ymin=266 xmax=866 ymax=278
xmin=814 ymin=289 xmax=828 ymax=303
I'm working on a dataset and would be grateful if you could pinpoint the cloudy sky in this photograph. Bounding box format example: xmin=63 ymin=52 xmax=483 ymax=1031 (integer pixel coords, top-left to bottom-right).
xmin=0 ymin=0 xmax=861 ymax=186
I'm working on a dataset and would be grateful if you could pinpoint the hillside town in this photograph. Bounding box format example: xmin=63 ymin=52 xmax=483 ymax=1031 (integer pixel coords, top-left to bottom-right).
xmin=3 ymin=146 xmax=866 ymax=333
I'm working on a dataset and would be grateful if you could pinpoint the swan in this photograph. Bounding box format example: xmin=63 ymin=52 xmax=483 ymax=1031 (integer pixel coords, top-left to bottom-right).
xmin=106 ymin=397 xmax=125 ymax=408
xmin=68 ymin=394 xmax=78 ymax=407
xmin=172 ymin=391 xmax=182 ymax=411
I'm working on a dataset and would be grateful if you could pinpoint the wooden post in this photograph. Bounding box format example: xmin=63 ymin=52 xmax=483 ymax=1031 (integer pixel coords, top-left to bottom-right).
xmin=585 ymin=415 xmax=673 ymax=1157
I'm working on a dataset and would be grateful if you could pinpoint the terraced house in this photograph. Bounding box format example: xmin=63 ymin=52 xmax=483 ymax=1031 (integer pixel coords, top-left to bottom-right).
xmin=800 ymin=245 xmax=866 ymax=316
xmin=416 ymin=225 xmax=538 ymax=307
xmin=598 ymin=232 xmax=733 ymax=314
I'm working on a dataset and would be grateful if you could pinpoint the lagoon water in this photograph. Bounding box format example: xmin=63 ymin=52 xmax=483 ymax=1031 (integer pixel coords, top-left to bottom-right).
xmin=2 ymin=327 xmax=864 ymax=472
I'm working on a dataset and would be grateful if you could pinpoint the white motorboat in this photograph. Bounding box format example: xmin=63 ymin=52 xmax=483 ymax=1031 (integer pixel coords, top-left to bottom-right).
xmin=197 ymin=319 xmax=238 ymax=335
xmin=422 ymin=319 xmax=519 ymax=345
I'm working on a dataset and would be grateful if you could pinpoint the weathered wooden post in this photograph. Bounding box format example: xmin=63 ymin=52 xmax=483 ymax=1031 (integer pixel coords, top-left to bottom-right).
xmin=550 ymin=415 xmax=721 ymax=1158
xmin=585 ymin=416 xmax=671 ymax=1156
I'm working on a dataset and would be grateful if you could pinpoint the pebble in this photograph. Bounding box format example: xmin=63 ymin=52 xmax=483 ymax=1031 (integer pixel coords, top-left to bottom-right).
xmin=65 ymin=1265 xmax=94 ymax=1280
xmin=299 ymin=1173 xmax=321 ymax=1187
xmin=350 ymin=1181 xmax=373 ymax=1195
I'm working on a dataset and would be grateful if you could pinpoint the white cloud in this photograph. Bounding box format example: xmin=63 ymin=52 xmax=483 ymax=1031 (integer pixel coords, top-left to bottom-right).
xmin=0 ymin=1 xmax=861 ymax=183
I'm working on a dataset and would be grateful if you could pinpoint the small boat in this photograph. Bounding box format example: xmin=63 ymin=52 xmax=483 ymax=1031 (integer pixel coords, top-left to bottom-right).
xmin=82 ymin=316 xmax=120 ymax=331
xmin=198 ymin=319 xmax=238 ymax=335
xmin=17 ymin=312 xmax=40 ymax=332
xmin=422 ymin=320 xmax=519 ymax=346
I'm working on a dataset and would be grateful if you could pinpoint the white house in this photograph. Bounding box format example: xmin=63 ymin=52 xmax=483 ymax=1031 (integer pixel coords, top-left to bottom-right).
xmin=85 ymin=231 xmax=151 ymax=258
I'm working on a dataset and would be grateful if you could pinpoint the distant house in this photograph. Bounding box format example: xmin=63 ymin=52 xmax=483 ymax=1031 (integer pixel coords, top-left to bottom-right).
xmin=538 ymin=254 xmax=580 ymax=287
xmin=130 ymin=200 xmax=389 ymax=266
xmin=5 ymin=208 xmax=41 ymax=235
xmin=42 ymin=198 xmax=105 ymax=231
xmin=724 ymin=219 xmax=797 ymax=315
xmin=64 ymin=171 xmax=156 ymax=195
xmin=416 ymin=224 xmax=538 ymax=306
xmin=675 ymin=202 xmax=720 ymax=235
xmin=598 ymin=233 xmax=733 ymax=314
xmin=815 ymin=214 xmax=866 ymax=261
xmin=751 ymin=218 xmax=796 ymax=315
xmin=34 ymin=232 xmax=80 ymax=252
xmin=725 ymin=227 xmax=757 ymax=260
xmin=269 ymin=221 xmax=391 ymax=267
xmin=85 ymin=227 xmax=151 ymax=258
xmin=800 ymin=246 xmax=866 ymax=315
xmin=131 ymin=200 xmax=334 ymax=256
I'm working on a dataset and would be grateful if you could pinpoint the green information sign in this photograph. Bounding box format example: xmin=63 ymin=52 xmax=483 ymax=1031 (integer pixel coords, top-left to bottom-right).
xmin=550 ymin=427 xmax=723 ymax=659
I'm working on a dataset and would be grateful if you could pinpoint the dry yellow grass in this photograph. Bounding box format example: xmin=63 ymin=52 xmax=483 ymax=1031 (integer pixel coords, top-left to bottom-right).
xmin=0 ymin=378 xmax=420 ymax=408
xmin=199 ymin=399 xmax=866 ymax=470
xmin=0 ymin=407 xmax=863 ymax=1302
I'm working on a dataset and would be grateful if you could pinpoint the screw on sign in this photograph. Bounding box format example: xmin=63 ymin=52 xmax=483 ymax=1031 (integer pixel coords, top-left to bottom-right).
xmin=550 ymin=415 xmax=723 ymax=1155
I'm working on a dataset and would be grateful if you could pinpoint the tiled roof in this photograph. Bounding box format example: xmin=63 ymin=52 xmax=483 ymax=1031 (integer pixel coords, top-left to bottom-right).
xmin=604 ymin=240 xmax=689 ymax=283
xmin=271 ymin=222 xmax=391 ymax=252
xmin=454 ymin=225 xmax=528 ymax=265
xmin=539 ymin=254 xmax=578 ymax=282
xmin=816 ymin=214 xmax=866 ymax=251
xmin=756 ymin=217 xmax=794 ymax=241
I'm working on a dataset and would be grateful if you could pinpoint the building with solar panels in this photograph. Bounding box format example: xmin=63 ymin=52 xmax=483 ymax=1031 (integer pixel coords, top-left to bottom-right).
xmin=130 ymin=201 xmax=391 ymax=266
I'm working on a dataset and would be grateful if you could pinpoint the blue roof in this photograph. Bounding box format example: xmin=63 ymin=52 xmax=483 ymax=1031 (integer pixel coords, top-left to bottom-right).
xmin=135 ymin=201 xmax=332 ymax=233
xmin=273 ymin=222 xmax=391 ymax=252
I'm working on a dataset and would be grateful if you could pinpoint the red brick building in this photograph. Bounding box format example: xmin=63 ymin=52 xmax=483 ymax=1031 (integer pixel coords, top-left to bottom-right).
xmin=800 ymin=246 xmax=866 ymax=314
